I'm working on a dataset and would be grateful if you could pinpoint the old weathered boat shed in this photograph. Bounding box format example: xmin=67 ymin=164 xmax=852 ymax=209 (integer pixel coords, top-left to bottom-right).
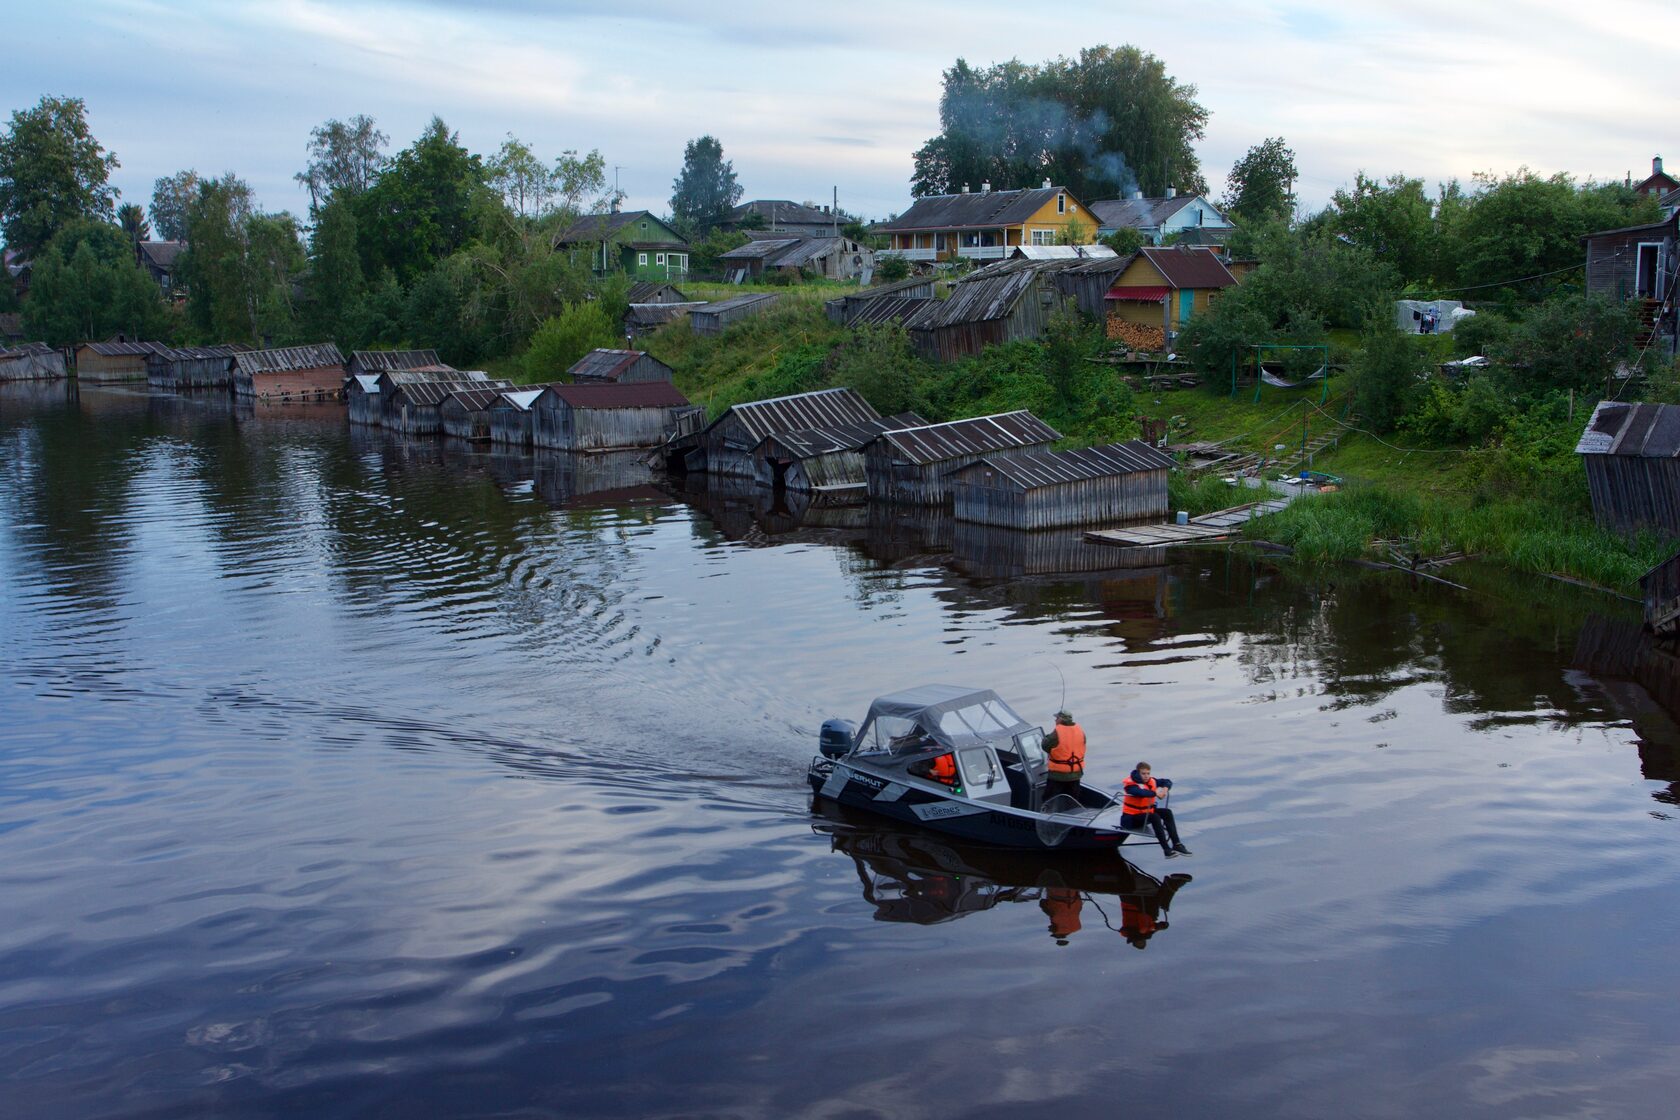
xmin=751 ymin=412 xmax=927 ymax=495
xmin=234 ymin=343 xmax=346 ymax=399
xmin=1576 ymin=400 xmax=1680 ymax=535
xmin=346 ymin=348 xmax=452 ymax=380
xmin=147 ymin=344 xmax=247 ymax=389
xmin=440 ymin=385 xmax=516 ymax=441
xmin=0 ymin=343 xmax=66 ymax=381
xmin=824 ymin=276 xmax=937 ymax=325
xmin=901 ymin=263 xmax=1073 ymax=362
xmin=74 ymin=339 xmax=170 ymax=381
xmin=567 ymin=348 xmax=675 ymax=384
xmin=695 ymin=386 xmax=881 ymax=479
xmin=387 ymin=376 xmax=511 ymax=436
xmin=1052 ymin=253 xmax=1137 ymax=318
xmin=948 ymin=440 xmax=1174 ymax=530
xmin=369 ymin=369 xmax=494 ymax=426
xmin=532 ymin=381 xmax=700 ymax=452
xmin=865 ymin=411 xmax=1063 ymax=505
xmin=690 ymin=293 xmax=779 ymax=336
xmin=488 ymin=386 xmax=555 ymax=446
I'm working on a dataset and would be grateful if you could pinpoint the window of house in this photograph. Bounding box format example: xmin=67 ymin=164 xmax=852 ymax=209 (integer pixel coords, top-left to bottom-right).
xmin=1030 ymin=228 xmax=1054 ymax=245
xmin=638 ymin=252 xmax=648 ymax=265
xmin=1057 ymin=193 xmax=1066 ymax=214
xmin=656 ymin=253 xmax=666 ymax=265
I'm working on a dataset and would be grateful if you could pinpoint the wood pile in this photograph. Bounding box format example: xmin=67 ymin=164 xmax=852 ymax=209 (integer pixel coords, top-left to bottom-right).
xmin=1106 ymin=319 xmax=1166 ymax=350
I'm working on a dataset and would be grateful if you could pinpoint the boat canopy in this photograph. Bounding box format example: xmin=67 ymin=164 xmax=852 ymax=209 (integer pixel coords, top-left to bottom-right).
xmin=852 ymin=684 xmax=1034 ymax=757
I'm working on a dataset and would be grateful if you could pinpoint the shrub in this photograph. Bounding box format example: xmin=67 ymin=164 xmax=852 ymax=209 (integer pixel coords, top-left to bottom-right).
xmin=875 ymin=254 xmax=910 ymax=283
xmin=523 ymin=301 xmax=615 ymax=381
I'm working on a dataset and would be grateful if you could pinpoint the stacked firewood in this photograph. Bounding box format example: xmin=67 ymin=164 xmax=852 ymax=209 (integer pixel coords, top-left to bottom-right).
xmin=1105 ymin=318 xmax=1166 ymax=351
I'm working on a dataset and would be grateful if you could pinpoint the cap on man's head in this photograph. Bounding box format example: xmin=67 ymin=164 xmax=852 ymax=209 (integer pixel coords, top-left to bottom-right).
xmin=1055 ymin=710 xmax=1074 ymax=724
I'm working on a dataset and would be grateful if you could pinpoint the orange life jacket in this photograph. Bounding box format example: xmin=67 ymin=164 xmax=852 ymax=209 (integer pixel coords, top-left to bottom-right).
xmin=1122 ymin=774 xmax=1157 ymax=815
xmin=929 ymin=753 xmax=957 ymax=786
xmin=1122 ymin=897 xmax=1158 ymax=938
xmin=1041 ymin=887 xmax=1083 ymax=937
xmin=1047 ymin=723 xmax=1086 ymax=775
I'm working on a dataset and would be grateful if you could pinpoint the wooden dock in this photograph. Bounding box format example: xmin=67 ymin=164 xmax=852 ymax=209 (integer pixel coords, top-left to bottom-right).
xmin=1083 ymin=497 xmax=1295 ymax=548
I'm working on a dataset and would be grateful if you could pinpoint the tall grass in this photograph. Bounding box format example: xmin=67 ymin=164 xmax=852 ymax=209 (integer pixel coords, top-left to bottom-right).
xmin=1168 ymin=471 xmax=1249 ymax=517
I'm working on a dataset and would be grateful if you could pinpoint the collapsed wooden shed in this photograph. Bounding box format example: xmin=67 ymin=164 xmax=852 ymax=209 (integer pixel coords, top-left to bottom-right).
xmin=690 ymin=293 xmax=778 ymax=336
xmin=1052 ymin=253 xmax=1136 ymax=318
xmin=0 ymin=343 xmax=66 ymax=381
xmin=751 ymin=412 xmax=927 ymax=496
xmin=567 ymin=348 xmax=675 ymax=384
xmin=695 ymin=386 xmax=881 ymax=479
xmin=1576 ymin=400 xmax=1680 ymax=535
xmin=234 ymin=343 xmax=346 ymax=399
xmin=532 ymin=381 xmax=700 ymax=451
xmin=947 ymin=440 xmax=1173 ymax=530
xmin=865 ymin=411 xmax=1062 ymax=505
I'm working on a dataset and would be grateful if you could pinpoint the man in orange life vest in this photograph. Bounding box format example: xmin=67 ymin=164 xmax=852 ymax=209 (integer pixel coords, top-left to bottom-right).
xmin=1040 ymin=711 xmax=1086 ymax=798
xmin=908 ymin=751 xmax=959 ymax=790
xmin=1123 ymin=761 xmax=1191 ymax=858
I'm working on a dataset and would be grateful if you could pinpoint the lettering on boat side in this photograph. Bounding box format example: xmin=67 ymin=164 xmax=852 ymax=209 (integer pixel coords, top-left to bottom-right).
xmin=910 ymin=801 xmax=987 ymax=821
xmin=846 ymin=771 xmax=887 ymax=792
xmin=819 ymin=767 xmax=849 ymax=800
xmin=874 ymin=783 xmax=907 ymax=802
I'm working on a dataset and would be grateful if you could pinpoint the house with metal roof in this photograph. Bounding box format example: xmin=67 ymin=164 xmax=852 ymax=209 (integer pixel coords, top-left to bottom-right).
xmin=751 ymin=412 xmax=927 ymax=495
xmin=877 ymin=182 xmax=1097 ymax=265
xmin=531 ymin=381 xmax=701 ymax=452
xmin=1089 ymin=191 xmax=1232 ymax=246
xmin=566 ymin=348 xmax=674 ymax=385
xmin=901 ymin=261 xmax=1076 ymax=362
xmin=948 ymin=440 xmax=1173 ymax=530
xmin=136 ymin=241 xmax=186 ymax=296
xmin=1576 ymin=400 xmax=1680 ymax=535
xmin=864 ymin=411 xmax=1063 ymax=505
xmin=1104 ymin=246 xmax=1240 ymax=350
xmin=694 ymin=386 xmax=881 ymax=479
xmin=718 ymin=200 xmax=846 ymax=237
xmin=555 ymin=209 xmax=690 ymax=280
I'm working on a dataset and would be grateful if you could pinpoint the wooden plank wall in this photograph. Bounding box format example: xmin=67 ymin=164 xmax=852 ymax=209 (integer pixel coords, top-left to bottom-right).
xmin=951 ymin=468 xmax=1169 ymax=530
xmin=1585 ymin=455 xmax=1680 ymax=536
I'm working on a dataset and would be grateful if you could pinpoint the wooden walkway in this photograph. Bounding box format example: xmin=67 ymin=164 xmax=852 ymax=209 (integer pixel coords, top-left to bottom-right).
xmin=1083 ymin=496 xmax=1296 ymax=548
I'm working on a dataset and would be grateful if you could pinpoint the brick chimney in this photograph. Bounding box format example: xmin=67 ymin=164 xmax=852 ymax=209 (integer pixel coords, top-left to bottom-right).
xmin=1656 ymin=155 xmax=1666 ymax=177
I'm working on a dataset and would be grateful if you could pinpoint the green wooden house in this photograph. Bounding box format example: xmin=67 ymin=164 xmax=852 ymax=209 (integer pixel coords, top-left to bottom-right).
xmin=556 ymin=210 xmax=690 ymax=280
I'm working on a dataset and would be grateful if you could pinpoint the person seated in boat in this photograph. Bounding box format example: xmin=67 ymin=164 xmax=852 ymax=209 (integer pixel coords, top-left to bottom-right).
xmin=1039 ymin=710 xmax=1086 ymax=798
xmin=908 ymin=751 xmax=959 ymax=790
xmin=1122 ymin=761 xmax=1191 ymax=858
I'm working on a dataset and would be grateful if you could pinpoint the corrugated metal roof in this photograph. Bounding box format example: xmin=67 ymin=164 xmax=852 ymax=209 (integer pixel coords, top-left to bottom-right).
xmin=696 ymin=293 xmax=780 ymax=315
xmin=759 ymin=412 xmax=928 ymax=458
xmin=81 ymin=340 xmax=170 ymax=357
xmin=1136 ymin=246 xmax=1237 ymax=290
xmin=352 ymin=349 xmax=444 ymax=372
xmin=1576 ymin=401 xmax=1680 ymax=456
xmin=717 ymin=386 xmax=880 ymax=442
xmin=719 ymin=238 xmax=800 ymax=260
xmin=544 ymin=382 xmax=692 ymax=409
xmin=137 ymin=241 xmax=186 ymax=269
xmin=903 ymin=270 xmax=1041 ymax=330
xmin=1088 ymin=195 xmax=1201 ymax=230
xmin=951 ymin=440 xmax=1173 ymax=488
xmin=555 ymin=210 xmax=686 ymax=247
xmin=1011 ymin=244 xmax=1118 ymax=260
xmin=770 ymin=237 xmax=847 ymax=267
xmin=567 ymin=348 xmax=672 ymax=382
xmin=727 ymin=199 xmax=838 ymax=227
xmin=445 ymin=386 xmax=511 ymax=411
xmin=875 ymin=411 xmax=1062 ymax=465
xmin=876 ymin=187 xmax=1069 ymax=232
xmin=846 ymin=295 xmax=926 ymax=326
xmin=1105 ymin=285 xmax=1170 ymax=302
xmin=235 ymin=343 xmax=345 ymax=374
xmin=395 ymin=378 xmax=513 ymax=407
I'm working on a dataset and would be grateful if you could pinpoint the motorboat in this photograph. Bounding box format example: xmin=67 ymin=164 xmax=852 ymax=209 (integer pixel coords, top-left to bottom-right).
xmin=808 ymin=683 xmax=1159 ymax=853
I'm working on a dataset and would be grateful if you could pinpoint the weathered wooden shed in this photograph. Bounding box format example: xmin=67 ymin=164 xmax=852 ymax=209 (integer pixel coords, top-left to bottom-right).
xmin=234 ymin=343 xmax=346 ymax=399
xmin=373 ymin=369 xmax=493 ymax=426
xmin=532 ymin=381 xmax=700 ymax=452
xmin=626 ymin=281 xmax=689 ymax=305
xmin=625 ymin=301 xmax=708 ymax=337
xmin=751 ymin=412 xmax=927 ymax=496
xmin=697 ymin=386 xmax=881 ymax=479
xmin=346 ymin=349 xmax=450 ymax=379
xmin=824 ymin=276 xmax=937 ymax=325
xmin=0 ymin=343 xmax=66 ymax=381
xmin=388 ymin=376 xmax=512 ymax=436
xmin=1639 ymin=547 xmax=1680 ymax=639
xmin=74 ymin=339 xmax=170 ymax=381
xmin=567 ymin=348 xmax=675 ymax=384
xmin=902 ymin=265 xmax=1072 ymax=362
xmin=690 ymin=293 xmax=779 ymax=336
xmin=347 ymin=374 xmax=382 ymax=425
xmin=1053 ymin=253 xmax=1136 ymax=318
xmin=865 ymin=411 xmax=1063 ymax=505
xmin=1576 ymin=400 xmax=1680 ymax=535
xmin=947 ymin=440 xmax=1173 ymax=530
xmin=489 ymin=386 xmax=550 ymax=446
xmin=440 ymin=385 xmax=515 ymax=441
xmin=149 ymin=344 xmax=246 ymax=389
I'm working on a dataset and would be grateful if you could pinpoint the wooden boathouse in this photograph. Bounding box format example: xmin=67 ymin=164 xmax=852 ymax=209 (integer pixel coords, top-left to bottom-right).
xmin=440 ymin=385 xmax=514 ymax=441
xmin=690 ymin=293 xmax=778 ymax=336
xmin=532 ymin=381 xmax=700 ymax=451
xmin=1640 ymin=548 xmax=1680 ymax=640
xmin=865 ymin=411 xmax=1062 ymax=505
xmin=0 ymin=343 xmax=66 ymax=381
xmin=234 ymin=343 xmax=346 ymax=399
xmin=371 ymin=369 xmax=494 ymax=426
xmin=751 ymin=413 xmax=927 ymax=496
xmin=901 ymin=263 xmax=1072 ymax=362
xmin=388 ymin=376 xmax=512 ymax=436
xmin=147 ymin=344 xmax=246 ymax=389
xmin=567 ymin=348 xmax=675 ymax=384
xmin=947 ymin=440 xmax=1174 ymax=529
xmin=489 ymin=386 xmax=551 ymax=446
xmin=346 ymin=349 xmax=451 ymax=379
xmin=1576 ymin=400 xmax=1680 ymax=535
xmin=695 ymin=386 xmax=881 ymax=479
xmin=74 ymin=339 xmax=169 ymax=381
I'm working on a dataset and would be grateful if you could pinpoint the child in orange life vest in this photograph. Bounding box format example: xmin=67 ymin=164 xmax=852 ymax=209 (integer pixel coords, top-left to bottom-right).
xmin=1122 ymin=761 xmax=1191 ymax=858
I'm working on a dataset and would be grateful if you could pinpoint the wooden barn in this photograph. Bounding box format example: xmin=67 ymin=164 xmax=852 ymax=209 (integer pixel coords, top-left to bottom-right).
xmin=347 ymin=349 xmax=452 ymax=379
xmin=440 ymin=385 xmax=515 ymax=441
xmin=690 ymin=293 xmax=779 ymax=336
xmin=234 ymin=343 xmax=346 ymax=399
xmin=902 ymin=264 xmax=1072 ymax=362
xmin=567 ymin=348 xmax=675 ymax=384
xmin=489 ymin=386 xmax=551 ymax=446
xmin=0 ymin=343 xmax=66 ymax=381
xmin=824 ymin=276 xmax=936 ymax=325
xmin=74 ymin=339 xmax=169 ymax=381
xmin=751 ymin=413 xmax=927 ymax=496
xmin=947 ymin=440 xmax=1174 ymax=530
xmin=531 ymin=381 xmax=700 ymax=452
xmin=388 ymin=376 xmax=512 ymax=436
xmin=695 ymin=386 xmax=881 ymax=479
xmin=865 ymin=411 xmax=1062 ymax=505
xmin=1576 ymin=400 xmax=1680 ymax=535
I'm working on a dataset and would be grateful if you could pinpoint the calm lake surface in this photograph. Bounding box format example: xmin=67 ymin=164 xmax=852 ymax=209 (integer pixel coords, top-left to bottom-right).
xmin=2 ymin=383 xmax=1677 ymax=1119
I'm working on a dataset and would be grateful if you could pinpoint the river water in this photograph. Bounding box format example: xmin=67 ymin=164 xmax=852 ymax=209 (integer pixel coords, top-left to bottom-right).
xmin=1 ymin=384 xmax=1676 ymax=1119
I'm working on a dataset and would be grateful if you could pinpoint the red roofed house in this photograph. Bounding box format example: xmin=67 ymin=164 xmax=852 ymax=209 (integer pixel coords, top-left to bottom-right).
xmin=1634 ymin=155 xmax=1679 ymax=200
xmin=531 ymin=381 xmax=702 ymax=452
xmin=1104 ymin=246 xmax=1240 ymax=350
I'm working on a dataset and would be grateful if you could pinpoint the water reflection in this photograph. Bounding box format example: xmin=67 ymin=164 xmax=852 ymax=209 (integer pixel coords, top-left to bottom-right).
xmin=812 ymin=800 xmax=1192 ymax=946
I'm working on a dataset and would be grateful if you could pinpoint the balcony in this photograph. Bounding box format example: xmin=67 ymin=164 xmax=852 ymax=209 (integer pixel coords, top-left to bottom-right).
xmin=881 ymin=245 xmax=1010 ymax=263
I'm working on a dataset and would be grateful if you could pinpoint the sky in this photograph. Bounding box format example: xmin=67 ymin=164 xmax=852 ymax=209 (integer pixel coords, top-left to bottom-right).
xmin=3 ymin=0 xmax=1673 ymax=224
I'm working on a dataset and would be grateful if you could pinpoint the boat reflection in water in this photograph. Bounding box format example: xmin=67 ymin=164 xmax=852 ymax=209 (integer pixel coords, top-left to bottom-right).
xmin=811 ymin=800 xmax=1192 ymax=947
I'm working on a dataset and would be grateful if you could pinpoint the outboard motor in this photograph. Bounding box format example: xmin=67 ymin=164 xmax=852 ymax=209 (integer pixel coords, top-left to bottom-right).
xmin=819 ymin=718 xmax=856 ymax=760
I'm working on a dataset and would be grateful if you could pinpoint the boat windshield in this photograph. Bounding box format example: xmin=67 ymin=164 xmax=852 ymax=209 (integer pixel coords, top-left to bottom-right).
xmin=852 ymin=686 xmax=1032 ymax=756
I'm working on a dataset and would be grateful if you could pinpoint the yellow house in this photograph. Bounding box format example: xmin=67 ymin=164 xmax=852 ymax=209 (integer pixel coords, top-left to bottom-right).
xmin=1104 ymin=246 xmax=1240 ymax=348
xmin=877 ymin=182 xmax=1097 ymax=264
